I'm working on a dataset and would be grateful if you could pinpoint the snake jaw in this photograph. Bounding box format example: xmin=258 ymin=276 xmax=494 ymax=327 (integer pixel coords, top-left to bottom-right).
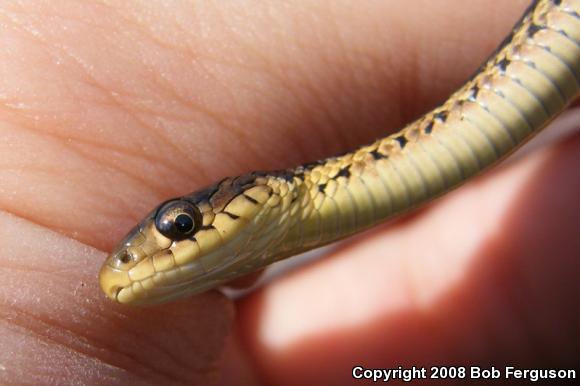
xmin=99 ymin=264 xmax=132 ymax=302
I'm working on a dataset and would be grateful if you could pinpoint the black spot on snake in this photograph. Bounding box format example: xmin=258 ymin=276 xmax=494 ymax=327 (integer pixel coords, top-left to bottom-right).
xmin=280 ymin=173 xmax=294 ymax=182
xmin=469 ymin=85 xmax=480 ymax=101
xmin=335 ymin=166 xmax=351 ymax=179
xmin=394 ymin=135 xmax=408 ymax=148
xmin=318 ymin=183 xmax=327 ymax=193
xmin=243 ymin=194 xmax=258 ymax=204
xmin=527 ymin=23 xmax=544 ymax=37
xmin=223 ymin=211 xmax=240 ymax=220
xmin=370 ymin=150 xmax=387 ymax=160
xmin=497 ymin=58 xmax=511 ymax=73
xmin=424 ymin=121 xmax=434 ymax=134
xmin=434 ymin=111 xmax=448 ymax=122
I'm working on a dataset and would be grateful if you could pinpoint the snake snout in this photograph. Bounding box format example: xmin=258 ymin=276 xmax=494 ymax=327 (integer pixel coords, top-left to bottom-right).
xmin=99 ymin=263 xmax=132 ymax=303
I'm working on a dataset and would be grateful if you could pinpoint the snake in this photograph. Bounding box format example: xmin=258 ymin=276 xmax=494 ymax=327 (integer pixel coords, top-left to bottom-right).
xmin=99 ymin=0 xmax=580 ymax=306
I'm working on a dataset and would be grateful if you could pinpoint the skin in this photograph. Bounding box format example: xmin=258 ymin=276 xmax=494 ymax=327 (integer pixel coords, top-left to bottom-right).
xmin=0 ymin=0 xmax=578 ymax=385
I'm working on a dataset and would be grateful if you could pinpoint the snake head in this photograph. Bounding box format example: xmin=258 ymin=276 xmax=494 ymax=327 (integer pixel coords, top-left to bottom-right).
xmin=99 ymin=174 xmax=295 ymax=305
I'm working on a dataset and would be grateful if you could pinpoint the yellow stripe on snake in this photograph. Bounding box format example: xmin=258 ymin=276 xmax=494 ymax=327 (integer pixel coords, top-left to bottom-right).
xmin=99 ymin=0 xmax=580 ymax=305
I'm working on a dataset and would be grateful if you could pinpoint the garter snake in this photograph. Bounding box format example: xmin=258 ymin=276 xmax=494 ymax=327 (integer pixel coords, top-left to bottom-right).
xmin=100 ymin=0 xmax=580 ymax=306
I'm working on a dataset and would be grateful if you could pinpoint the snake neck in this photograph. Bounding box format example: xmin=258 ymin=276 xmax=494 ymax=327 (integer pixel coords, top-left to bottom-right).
xmin=248 ymin=0 xmax=580 ymax=263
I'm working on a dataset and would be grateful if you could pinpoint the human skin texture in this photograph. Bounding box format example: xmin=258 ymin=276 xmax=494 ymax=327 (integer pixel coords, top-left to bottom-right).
xmin=0 ymin=1 xmax=578 ymax=385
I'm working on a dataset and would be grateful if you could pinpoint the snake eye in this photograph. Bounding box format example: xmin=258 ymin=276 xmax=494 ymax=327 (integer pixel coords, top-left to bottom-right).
xmin=155 ymin=200 xmax=202 ymax=240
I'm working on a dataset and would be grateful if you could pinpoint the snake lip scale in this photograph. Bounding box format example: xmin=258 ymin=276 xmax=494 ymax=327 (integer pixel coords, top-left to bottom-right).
xmin=99 ymin=0 xmax=580 ymax=306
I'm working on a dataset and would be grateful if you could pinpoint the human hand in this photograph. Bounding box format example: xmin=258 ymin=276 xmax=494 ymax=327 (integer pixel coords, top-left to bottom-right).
xmin=0 ymin=1 xmax=577 ymax=385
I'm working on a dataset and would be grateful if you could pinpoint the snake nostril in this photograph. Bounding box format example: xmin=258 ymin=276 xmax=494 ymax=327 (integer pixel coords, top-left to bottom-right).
xmin=118 ymin=251 xmax=132 ymax=264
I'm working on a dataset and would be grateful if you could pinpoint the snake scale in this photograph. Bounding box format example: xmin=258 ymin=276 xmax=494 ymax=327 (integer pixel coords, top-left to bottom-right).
xmin=100 ymin=0 xmax=580 ymax=305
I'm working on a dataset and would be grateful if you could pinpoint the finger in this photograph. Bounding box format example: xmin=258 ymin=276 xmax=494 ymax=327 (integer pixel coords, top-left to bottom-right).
xmin=235 ymin=130 xmax=580 ymax=384
xmin=0 ymin=212 xmax=233 ymax=385
xmin=0 ymin=1 xmax=569 ymax=384
xmin=224 ymin=269 xmax=266 ymax=290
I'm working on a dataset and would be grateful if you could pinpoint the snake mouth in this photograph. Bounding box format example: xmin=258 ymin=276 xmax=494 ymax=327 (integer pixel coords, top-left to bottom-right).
xmin=116 ymin=286 xmax=138 ymax=304
xmin=99 ymin=264 xmax=132 ymax=303
xmin=112 ymin=286 xmax=123 ymax=302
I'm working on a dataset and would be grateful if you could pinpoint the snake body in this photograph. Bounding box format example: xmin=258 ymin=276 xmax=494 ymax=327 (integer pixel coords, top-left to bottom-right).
xmin=100 ymin=0 xmax=580 ymax=305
